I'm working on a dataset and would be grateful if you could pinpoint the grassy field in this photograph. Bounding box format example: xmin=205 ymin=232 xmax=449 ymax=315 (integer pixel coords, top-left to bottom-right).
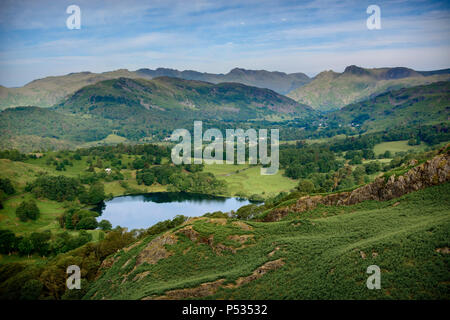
xmin=373 ymin=140 xmax=427 ymax=156
xmin=203 ymin=164 xmax=298 ymax=198
xmin=80 ymin=134 xmax=129 ymax=148
xmin=86 ymin=182 xmax=450 ymax=300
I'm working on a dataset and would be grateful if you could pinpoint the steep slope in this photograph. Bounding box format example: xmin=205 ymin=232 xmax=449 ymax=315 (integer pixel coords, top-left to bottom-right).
xmin=325 ymin=81 xmax=450 ymax=132
xmin=86 ymin=150 xmax=450 ymax=300
xmin=55 ymin=76 xmax=313 ymax=121
xmin=0 ymin=68 xmax=310 ymax=110
xmin=287 ymin=65 xmax=450 ymax=111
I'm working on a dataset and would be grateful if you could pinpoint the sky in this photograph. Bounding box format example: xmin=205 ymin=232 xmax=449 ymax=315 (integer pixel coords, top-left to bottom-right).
xmin=0 ymin=0 xmax=449 ymax=87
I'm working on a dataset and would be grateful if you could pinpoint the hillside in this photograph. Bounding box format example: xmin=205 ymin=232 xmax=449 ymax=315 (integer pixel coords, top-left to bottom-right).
xmin=87 ymin=150 xmax=450 ymax=300
xmin=287 ymin=65 xmax=450 ymax=111
xmin=0 ymin=77 xmax=314 ymax=151
xmin=325 ymin=81 xmax=450 ymax=132
xmin=0 ymin=70 xmax=142 ymax=110
xmin=56 ymin=76 xmax=312 ymax=119
xmin=0 ymin=106 xmax=113 ymax=151
xmin=0 ymin=68 xmax=310 ymax=110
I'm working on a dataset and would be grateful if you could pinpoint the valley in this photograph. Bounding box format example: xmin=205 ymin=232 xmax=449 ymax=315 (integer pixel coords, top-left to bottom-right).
xmin=0 ymin=65 xmax=449 ymax=301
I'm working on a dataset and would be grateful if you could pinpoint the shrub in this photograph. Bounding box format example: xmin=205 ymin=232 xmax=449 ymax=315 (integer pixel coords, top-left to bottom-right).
xmin=296 ymin=179 xmax=315 ymax=193
xmin=16 ymin=200 xmax=40 ymax=222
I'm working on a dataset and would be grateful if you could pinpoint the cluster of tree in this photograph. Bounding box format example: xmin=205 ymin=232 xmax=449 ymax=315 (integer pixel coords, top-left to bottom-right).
xmin=0 ymin=227 xmax=135 ymax=300
xmin=0 ymin=212 xmax=187 ymax=300
xmin=168 ymin=172 xmax=227 ymax=195
xmin=45 ymin=157 xmax=73 ymax=171
xmin=25 ymin=175 xmax=106 ymax=204
xmin=75 ymin=143 xmax=170 ymax=161
xmin=136 ymin=165 xmax=182 ymax=186
xmin=58 ymin=208 xmax=100 ymax=230
xmin=344 ymin=149 xmax=375 ymax=164
xmin=25 ymin=175 xmax=82 ymax=202
xmin=280 ymin=146 xmax=342 ymax=179
xmin=327 ymin=124 xmax=449 ymax=154
xmin=136 ymin=163 xmax=206 ymax=187
xmin=16 ymin=200 xmax=40 ymax=222
xmin=0 ymin=229 xmax=92 ymax=257
xmin=295 ymin=164 xmax=373 ymax=194
xmin=0 ymin=149 xmax=29 ymax=161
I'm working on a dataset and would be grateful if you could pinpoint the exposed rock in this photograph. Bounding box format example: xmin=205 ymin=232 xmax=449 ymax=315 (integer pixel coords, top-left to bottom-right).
xmin=177 ymin=225 xmax=254 ymax=255
xmin=135 ymin=232 xmax=178 ymax=267
xmin=209 ymin=218 xmax=227 ymax=225
xmin=95 ymin=256 xmax=119 ymax=279
xmin=133 ymin=271 xmax=151 ymax=281
xmin=263 ymin=152 xmax=450 ymax=222
xmin=231 ymin=221 xmax=253 ymax=231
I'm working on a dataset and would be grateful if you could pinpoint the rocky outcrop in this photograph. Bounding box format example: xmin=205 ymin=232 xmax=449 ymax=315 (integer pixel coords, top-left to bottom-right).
xmin=263 ymin=151 xmax=450 ymax=222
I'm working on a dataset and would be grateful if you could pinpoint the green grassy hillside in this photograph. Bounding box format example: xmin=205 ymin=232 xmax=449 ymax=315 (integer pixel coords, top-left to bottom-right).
xmin=326 ymin=81 xmax=450 ymax=132
xmin=0 ymin=70 xmax=142 ymax=110
xmin=287 ymin=66 xmax=450 ymax=111
xmin=0 ymin=77 xmax=315 ymax=151
xmin=87 ymin=182 xmax=450 ymax=300
xmin=56 ymin=77 xmax=312 ymax=120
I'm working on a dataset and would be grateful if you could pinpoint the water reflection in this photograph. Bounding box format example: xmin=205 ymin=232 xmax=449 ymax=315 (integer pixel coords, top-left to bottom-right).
xmin=94 ymin=192 xmax=250 ymax=230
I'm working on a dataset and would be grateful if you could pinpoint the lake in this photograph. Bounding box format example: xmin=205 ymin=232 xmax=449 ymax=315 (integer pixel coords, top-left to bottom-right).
xmin=94 ymin=192 xmax=251 ymax=230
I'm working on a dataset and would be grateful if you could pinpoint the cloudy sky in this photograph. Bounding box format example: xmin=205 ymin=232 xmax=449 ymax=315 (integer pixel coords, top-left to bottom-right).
xmin=0 ymin=0 xmax=449 ymax=87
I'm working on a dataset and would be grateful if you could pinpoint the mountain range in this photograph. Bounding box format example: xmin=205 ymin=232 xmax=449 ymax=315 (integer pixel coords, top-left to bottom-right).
xmin=0 ymin=68 xmax=310 ymax=110
xmin=287 ymin=65 xmax=450 ymax=111
xmin=2 ymin=65 xmax=449 ymax=112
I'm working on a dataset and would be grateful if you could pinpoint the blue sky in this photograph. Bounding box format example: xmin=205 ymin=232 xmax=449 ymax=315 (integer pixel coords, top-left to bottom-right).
xmin=0 ymin=0 xmax=449 ymax=87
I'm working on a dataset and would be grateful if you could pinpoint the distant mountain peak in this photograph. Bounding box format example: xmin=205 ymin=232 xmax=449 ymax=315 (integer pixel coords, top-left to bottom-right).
xmin=343 ymin=65 xmax=370 ymax=76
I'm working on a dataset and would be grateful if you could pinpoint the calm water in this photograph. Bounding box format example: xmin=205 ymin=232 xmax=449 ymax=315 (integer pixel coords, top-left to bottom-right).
xmin=94 ymin=192 xmax=250 ymax=230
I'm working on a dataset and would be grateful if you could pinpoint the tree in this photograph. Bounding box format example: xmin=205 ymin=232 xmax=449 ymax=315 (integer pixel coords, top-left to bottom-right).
xmin=98 ymin=220 xmax=112 ymax=231
xmin=79 ymin=183 xmax=105 ymax=205
xmin=18 ymin=237 xmax=34 ymax=256
xmin=0 ymin=229 xmax=17 ymax=253
xmin=77 ymin=217 xmax=98 ymax=230
xmin=364 ymin=161 xmax=381 ymax=175
xmin=296 ymin=179 xmax=315 ymax=193
xmin=0 ymin=178 xmax=15 ymax=195
xmin=30 ymin=231 xmax=51 ymax=256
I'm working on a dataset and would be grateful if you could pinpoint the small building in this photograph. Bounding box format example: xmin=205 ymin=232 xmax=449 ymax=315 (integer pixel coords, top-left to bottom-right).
xmin=105 ymin=168 xmax=112 ymax=174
